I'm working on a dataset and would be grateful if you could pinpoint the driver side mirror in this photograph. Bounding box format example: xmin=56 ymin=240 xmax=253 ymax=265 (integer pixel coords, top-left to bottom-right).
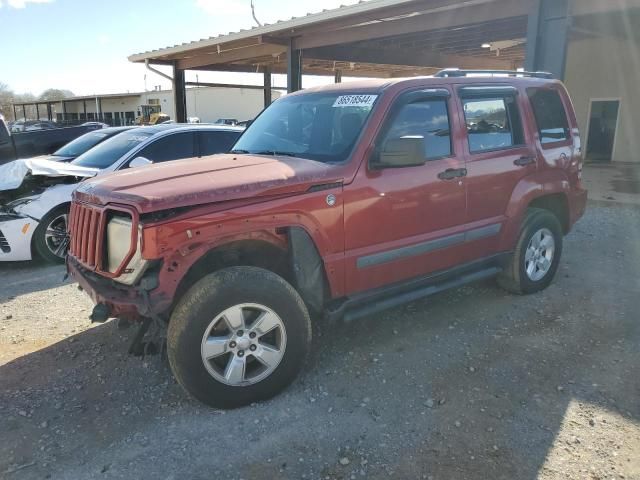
xmin=374 ymin=136 xmax=426 ymax=169
xmin=129 ymin=156 xmax=153 ymax=168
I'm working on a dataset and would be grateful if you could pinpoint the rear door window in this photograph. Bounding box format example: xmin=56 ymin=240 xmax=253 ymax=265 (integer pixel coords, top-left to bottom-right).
xmin=198 ymin=130 xmax=241 ymax=156
xmin=527 ymin=88 xmax=571 ymax=144
xmin=463 ymin=96 xmax=524 ymax=153
xmin=136 ymin=132 xmax=196 ymax=163
xmin=383 ymin=99 xmax=452 ymax=160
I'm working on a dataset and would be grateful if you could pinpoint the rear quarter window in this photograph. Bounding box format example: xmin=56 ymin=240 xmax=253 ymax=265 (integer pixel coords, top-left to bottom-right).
xmin=527 ymin=88 xmax=571 ymax=144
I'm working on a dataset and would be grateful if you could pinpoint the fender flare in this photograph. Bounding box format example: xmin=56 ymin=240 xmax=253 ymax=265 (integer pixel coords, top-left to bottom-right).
xmin=500 ymin=170 xmax=571 ymax=250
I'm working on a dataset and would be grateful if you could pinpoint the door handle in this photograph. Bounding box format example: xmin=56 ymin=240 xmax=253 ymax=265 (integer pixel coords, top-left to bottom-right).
xmin=514 ymin=155 xmax=536 ymax=166
xmin=438 ymin=168 xmax=467 ymax=180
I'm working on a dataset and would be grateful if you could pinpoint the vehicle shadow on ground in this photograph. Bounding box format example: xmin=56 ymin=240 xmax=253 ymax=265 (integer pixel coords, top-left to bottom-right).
xmin=0 ymin=259 xmax=67 ymax=303
xmin=0 ymin=274 xmax=638 ymax=479
xmin=1 ymin=205 xmax=639 ymax=479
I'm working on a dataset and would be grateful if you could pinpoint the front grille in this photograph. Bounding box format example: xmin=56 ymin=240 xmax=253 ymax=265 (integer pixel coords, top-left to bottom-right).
xmin=68 ymin=202 xmax=102 ymax=268
xmin=0 ymin=230 xmax=10 ymax=253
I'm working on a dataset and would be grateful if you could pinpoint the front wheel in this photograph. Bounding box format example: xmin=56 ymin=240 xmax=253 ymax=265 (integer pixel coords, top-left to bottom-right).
xmin=33 ymin=205 xmax=70 ymax=264
xmin=167 ymin=267 xmax=312 ymax=409
xmin=498 ymin=208 xmax=563 ymax=295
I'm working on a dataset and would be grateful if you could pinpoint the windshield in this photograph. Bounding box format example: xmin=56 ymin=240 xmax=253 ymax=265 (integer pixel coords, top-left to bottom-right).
xmin=71 ymin=130 xmax=153 ymax=169
xmin=53 ymin=130 xmax=113 ymax=158
xmin=232 ymin=92 xmax=378 ymax=163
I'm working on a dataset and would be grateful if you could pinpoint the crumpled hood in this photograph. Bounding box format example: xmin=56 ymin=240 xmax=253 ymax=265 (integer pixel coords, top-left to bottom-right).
xmin=74 ymin=154 xmax=342 ymax=213
xmin=0 ymin=157 xmax=99 ymax=192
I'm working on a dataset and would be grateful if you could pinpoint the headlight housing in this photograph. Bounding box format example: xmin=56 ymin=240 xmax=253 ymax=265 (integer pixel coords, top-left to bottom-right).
xmin=106 ymin=216 xmax=149 ymax=285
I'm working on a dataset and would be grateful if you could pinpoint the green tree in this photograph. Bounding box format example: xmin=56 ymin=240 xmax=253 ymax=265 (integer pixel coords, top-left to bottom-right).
xmin=0 ymin=82 xmax=15 ymax=120
xmin=39 ymin=88 xmax=74 ymax=101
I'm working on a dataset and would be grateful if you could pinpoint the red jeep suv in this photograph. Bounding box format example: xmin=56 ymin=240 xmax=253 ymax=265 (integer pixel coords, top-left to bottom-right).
xmin=67 ymin=70 xmax=587 ymax=408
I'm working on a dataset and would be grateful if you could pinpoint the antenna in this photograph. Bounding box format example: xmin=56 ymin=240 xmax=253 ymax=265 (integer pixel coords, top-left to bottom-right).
xmin=251 ymin=0 xmax=262 ymax=27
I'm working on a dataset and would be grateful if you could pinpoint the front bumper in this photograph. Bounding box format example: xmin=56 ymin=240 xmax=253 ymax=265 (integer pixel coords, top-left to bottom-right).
xmin=0 ymin=215 xmax=37 ymax=261
xmin=68 ymin=256 xmax=169 ymax=321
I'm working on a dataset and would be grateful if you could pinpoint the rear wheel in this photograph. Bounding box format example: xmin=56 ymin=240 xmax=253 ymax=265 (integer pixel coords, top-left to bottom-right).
xmin=33 ymin=205 xmax=70 ymax=264
xmin=498 ymin=208 xmax=563 ymax=295
xmin=167 ymin=266 xmax=312 ymax=409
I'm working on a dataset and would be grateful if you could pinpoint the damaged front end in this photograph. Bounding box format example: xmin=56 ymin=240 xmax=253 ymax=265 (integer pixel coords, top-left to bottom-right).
xmin=0 ymin=159 xmax=98 ymax=261
xmin=0 ymin=157 xmax=98 ymax=205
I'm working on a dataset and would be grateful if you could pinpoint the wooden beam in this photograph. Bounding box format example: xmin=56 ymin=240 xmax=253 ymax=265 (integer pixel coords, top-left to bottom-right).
xmin=177 ymin=43 xmax=286 ymax=70
xmin=184 ymin=81 xmax=286 ymax=91
xmin=295 ymin=0 xmax=531 ymax=50
xmin=173 ymin=63 xmax=187 ymax=123
xmin=306 ymin=45 xmax=514 ymax=70
xmin=287 ymin=39 xmax=302 ymax=92
xmin=285 ymin=0 xmax=469 ymax=36
xmin=263 ymin=67 xmax=272 ymax=107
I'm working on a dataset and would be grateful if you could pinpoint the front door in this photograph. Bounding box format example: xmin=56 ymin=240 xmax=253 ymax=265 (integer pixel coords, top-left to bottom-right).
xmin=344 ymin=90 xmax=467 ymax=294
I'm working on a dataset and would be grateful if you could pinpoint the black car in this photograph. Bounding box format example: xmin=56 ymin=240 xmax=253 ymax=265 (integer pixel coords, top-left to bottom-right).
xmin=44 ymin=127 xmax=134 ymax=162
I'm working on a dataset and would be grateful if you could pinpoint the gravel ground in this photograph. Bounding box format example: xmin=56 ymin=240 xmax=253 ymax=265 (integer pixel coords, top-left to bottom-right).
xmin=1 ymin=202 xmax=639 ymax=480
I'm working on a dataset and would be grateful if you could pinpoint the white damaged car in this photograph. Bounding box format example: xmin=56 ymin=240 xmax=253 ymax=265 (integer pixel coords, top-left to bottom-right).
xmin=0 ymin=124 xmax=243 ymax=263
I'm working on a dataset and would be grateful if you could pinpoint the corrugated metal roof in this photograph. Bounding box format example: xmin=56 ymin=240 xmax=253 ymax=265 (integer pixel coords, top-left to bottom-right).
xmin=128 ymin=0 xmax=417 ymax=62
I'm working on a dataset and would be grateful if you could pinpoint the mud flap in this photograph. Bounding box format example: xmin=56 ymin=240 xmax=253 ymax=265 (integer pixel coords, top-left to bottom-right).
xmin=287 ymin=227 xmax=327 ymax=316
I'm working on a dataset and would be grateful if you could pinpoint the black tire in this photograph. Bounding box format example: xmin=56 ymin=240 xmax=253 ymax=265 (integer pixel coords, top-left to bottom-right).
xmin=497 ymin=208 xmax=563 ymax=295
xmin=167 ymin=266 xmax=312 ymax=409
xmin=33 ymin=205 xmax=70 ymax=264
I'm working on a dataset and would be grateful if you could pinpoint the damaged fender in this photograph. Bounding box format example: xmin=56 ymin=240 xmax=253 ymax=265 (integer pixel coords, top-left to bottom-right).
xmin=0 ymin=157 xmax=98 ymax=192
xmin=0 ymin=183 xmax=80 ymax=261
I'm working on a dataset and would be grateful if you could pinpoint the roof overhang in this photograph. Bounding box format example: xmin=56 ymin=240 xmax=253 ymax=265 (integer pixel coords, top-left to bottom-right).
xmin=129 ymin=0 xmax=534 ymax=77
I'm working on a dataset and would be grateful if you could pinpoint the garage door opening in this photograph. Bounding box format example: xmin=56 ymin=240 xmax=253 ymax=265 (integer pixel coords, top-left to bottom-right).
xmin=586 ymin=99 xmax=620 ymax=163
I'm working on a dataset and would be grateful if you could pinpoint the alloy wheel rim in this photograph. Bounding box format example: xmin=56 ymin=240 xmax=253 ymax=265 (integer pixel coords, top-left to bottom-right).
xmin=200 ymin=303 xmax=287 ymax=386
xmin=524 ymin=228 xmax=555 ymax=282
xmin=44 ymin=214 xmax=69 ymax=258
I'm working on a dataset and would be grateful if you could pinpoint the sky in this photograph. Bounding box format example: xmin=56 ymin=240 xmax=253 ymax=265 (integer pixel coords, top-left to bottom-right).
xmin=0 ymin=0 xmax=359 ymax=97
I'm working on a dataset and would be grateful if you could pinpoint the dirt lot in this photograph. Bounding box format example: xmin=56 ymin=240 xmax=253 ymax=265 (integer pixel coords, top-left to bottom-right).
xmin=1 ymin=202 xmax=639 ymax=480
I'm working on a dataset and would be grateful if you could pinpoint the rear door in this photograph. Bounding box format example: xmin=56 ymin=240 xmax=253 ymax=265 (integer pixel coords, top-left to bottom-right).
xmin=344 ymin=88 xmax=468 ymax=294
xmin=0 ymin=122 xmax=16 ymax=164
xmin=459 ymin=85 xmax=536 ymax=260
xmin=197 ymin=130 xmax=241 ymax=157
xmin=131 ymin=131 xmax=196 ymax=165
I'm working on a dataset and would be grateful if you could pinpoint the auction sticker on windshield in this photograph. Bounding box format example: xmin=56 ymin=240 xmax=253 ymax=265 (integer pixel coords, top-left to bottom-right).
xmin=333 ymin=95 xmax=378 ymax=108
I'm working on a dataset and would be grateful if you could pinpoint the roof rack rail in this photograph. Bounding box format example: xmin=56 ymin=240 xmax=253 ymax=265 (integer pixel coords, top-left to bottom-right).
xmin=434 ymin=68 xmax=554 ymax=79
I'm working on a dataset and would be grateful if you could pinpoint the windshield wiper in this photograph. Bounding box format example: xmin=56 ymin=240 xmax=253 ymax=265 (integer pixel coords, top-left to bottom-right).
xmin=253 ymin=150 xmax=297 ymax=157
xmin=230 ymin=149 xmax=250 ymax=154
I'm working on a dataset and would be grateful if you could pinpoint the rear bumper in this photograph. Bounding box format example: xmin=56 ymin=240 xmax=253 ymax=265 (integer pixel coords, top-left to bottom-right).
xmin=67 ymin=256 xmax=169 ymax=321
xmin=0 ymin=216 xmax=36 ymax=261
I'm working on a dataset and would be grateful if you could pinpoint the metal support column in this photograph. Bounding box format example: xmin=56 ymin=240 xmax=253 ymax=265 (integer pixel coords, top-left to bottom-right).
xmin=35 ymin=103 xmax=40 ymax=120
xmin=12 ymin=104 xmax=17 ymax=121
xmin=525 ymin=0 xmax=571 ymax=79
xmin=47 ymin=103 xmax=52 ymax=121
xmin=172 ymin=62 xmax=187 ymax=123
xmin=23 ymin=105 xmax=27 ymax=121
xmin=83 ymin=100 xmax=87 ymax=121
xmin=98 ymin=98 xmax=103 ymax=122
xmin=62 ymin=101 xmax=67 ymax=122
xmin=334 ymin=69 xmax=343 ymax=84
xmin=287 ymin=39 xmax=302 ymax=93
xmin=263 ymin=67 xmax=272 ymax=108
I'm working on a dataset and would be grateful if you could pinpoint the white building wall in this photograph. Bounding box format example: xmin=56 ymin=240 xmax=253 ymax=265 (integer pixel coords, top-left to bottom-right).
xmin=149 ymin=86 xmax=282 ymax=123
xmin=52 ymin=87 xmax=279 ymax=124
xmin=565 ymin=32 xmax=640 ymax=163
